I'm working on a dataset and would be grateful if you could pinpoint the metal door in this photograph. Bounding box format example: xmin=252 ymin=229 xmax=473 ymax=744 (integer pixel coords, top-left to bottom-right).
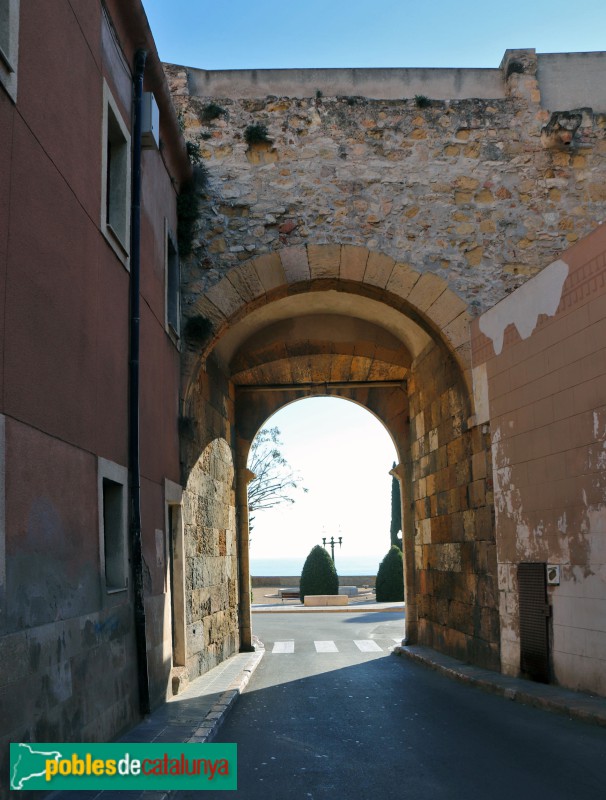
xmin=518 ymin=562 xmax=550 ymax=682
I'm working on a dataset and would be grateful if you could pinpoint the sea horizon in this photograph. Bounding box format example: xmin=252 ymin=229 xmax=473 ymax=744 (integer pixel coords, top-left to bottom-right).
xmin=250 ymin=554 xmax=383 ymax=576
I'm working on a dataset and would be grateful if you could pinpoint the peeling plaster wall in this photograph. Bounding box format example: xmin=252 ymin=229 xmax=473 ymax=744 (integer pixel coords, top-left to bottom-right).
xmin=472 ymin=223 xmax=606 ymax=696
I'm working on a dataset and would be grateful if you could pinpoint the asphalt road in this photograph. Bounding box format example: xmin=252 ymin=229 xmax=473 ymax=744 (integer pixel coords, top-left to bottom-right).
xmin=172 ymin=611 xmax=606 ymax=800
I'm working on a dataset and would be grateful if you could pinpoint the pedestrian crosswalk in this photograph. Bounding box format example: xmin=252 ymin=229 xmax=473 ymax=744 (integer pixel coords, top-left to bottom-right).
xmin=314 ymin=640 xmax=339 ymax=652
xmin=353 ymin=639 xmax=383 ymax=652
xmin=270 ymin=638 xmax=402 ymax=654
xmin=272 ymin=640 xmax=295 ymax=653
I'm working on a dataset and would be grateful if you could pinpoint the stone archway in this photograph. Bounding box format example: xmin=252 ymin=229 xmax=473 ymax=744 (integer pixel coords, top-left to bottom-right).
xmin=178 ymin=244 xmax=499 ymax=684
xmin=183 ymin=244 xmax=472 ymax=401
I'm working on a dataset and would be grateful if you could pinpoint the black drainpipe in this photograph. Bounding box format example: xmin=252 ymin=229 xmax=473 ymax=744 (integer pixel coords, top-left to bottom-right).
xmin=130 ymin=47 xmax=150 ymax=716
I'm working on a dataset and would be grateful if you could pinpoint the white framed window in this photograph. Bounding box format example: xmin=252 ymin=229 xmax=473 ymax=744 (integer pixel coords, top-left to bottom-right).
xmin=0 ymin=0 xmax=20 ymax=102
xmin=98 ymin=458 xmax=128 ymax=593
xmin=165 ymin=222 xmax=180 ymax=340
xmin=101 ymin=80 xmax=131 ymax=265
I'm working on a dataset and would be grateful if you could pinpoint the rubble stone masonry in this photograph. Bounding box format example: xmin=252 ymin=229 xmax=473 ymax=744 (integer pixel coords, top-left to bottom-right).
xmin=165 ymin=50 xmax=606 ymax=321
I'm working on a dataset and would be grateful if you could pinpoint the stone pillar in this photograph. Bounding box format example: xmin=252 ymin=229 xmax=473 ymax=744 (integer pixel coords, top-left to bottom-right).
xmin=392 ymin=461 xmax=417 ymax=644
xmin=236 ymin=466 xmax=256 ymax=652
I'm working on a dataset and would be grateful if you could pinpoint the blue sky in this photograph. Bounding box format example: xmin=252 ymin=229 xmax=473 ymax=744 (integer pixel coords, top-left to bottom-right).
xmin=142 ymin=0 xmax=606 ymax=70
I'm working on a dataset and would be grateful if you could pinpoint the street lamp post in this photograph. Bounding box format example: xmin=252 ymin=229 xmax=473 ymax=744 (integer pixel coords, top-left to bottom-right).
xmin=322 ymin=535 xmax=343 ymax=564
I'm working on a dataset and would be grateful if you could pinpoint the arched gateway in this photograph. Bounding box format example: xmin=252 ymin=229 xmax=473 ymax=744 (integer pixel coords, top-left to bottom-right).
xmin=179 ymin=243 xmax=499 ymax=681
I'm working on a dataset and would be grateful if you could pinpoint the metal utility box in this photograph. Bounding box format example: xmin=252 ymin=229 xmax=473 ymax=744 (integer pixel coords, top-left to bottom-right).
xmin=141 ymin=92 xmax=160 ymax=150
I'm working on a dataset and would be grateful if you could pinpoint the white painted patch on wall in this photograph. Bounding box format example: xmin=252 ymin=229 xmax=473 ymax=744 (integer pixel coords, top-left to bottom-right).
xmin=479 ymin=259 xmax=569 ymax=355
xmin=593 ymin=410 xmax=600 ymax=440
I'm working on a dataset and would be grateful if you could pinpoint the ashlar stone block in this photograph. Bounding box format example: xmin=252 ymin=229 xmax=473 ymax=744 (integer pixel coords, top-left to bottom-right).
xmin=340 ymin=245 xmax=369 ymax=282
xmin=227 ymin=263 xmax=265 ymax=303
xmin=408 ymin=272 xmax=448 ymax=313
xmin=308 ymin=244 xmax=341 ymax=279
xmin=386 ymin=263 xmax=420 ymax=300
xmin=363 ymin=251 xmax=395 ymax=288
xmin=444 ymin=311 xmax=473 ymax=349
xmin=280 ymin=245 xmax=310 ymax=283
xmin=427 ymin=289 xmax=468 ymax=330
xmin=205 ymin=278 xmax=246 ymax=319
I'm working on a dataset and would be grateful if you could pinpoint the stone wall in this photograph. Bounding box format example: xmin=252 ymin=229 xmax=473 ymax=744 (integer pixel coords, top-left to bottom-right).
xmin=251 ymin=576 xmax=377 ymax=588
xmin=167 ymin=50 xmax=606 ymax=683
xmin=165 ymin=49 xmax=606 ymax=321
xmin=181 ymin=358 xmax=239 ymax=682
xmin=410 ymin=342 xmax=499 ymax=668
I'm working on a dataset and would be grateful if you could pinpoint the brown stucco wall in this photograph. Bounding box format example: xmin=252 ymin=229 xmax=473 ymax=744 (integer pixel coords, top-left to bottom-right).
xmin=0 ymin=1 xmax=189 ymax=788
xmin=472 ymin=223 xmax=606 ymax=695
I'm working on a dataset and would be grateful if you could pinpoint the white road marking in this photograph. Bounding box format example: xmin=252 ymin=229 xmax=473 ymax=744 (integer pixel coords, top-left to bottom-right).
xmin=354 ymin=640 xmax=383 ymax=652
xmin=272 ymin=640 xmax=295 ymax=653
xmin=269 ymin=639 xmax=395 ymax=653
xmin=393 ymin=637 xmax=404 ymax=644
xmin=314 ymin=640 xmax=338 ymax=652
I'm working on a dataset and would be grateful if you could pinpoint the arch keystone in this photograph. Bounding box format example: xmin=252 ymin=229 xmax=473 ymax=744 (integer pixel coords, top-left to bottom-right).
xmin=253 ymin=252 xmax=286 ymax=292
xmin=407 ymin=272 xmax=448 ymax=312
xmin=363 ymin=252 xmax=395 ymax=288
xmin=308 ymin=244 xmax=342 ymax=279
xmin=280 ymin=245 xmax=310 ymax=283
xmin=340 ymin=245 xmax=369 ymax=282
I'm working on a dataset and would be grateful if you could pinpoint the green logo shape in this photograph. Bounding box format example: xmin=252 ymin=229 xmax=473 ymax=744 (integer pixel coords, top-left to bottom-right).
xmin=10 ymin=742 xmax=237 ymax=791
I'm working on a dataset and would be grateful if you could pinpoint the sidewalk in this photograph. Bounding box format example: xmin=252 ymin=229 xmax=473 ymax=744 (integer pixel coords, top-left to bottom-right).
xmin=394 ymin=644 xmax=606 ymax=728
xmin=47 ymin=644 xmax=264 ymax=800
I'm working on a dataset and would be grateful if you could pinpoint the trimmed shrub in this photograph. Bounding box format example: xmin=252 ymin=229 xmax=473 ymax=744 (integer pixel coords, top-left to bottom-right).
xmin=299 ymin=545 xmax=339 ymax=602
xmin=376 ymin=545 xmax=404 ymax=602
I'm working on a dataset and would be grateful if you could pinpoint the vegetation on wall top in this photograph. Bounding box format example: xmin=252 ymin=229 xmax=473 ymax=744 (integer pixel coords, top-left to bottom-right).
xmin=244 ymin=123 xmax=272 ymax=145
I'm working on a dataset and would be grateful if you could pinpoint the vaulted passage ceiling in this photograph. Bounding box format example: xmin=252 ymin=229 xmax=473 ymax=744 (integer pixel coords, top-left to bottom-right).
xmin=211 ymin=289 xmax=430 ymax=386
xmin=230 ymin=313 xmax=411 ymax=385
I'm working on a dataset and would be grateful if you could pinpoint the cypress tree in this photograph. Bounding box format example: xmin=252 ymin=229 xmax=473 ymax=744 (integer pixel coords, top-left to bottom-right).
xmin=390 ymin=462 xmax=402 ymax=550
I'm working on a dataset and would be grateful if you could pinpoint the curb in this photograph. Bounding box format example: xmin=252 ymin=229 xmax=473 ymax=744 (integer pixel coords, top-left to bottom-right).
xmin=394 ymin=644 xmax=606 ymax=728
xmin=188 ymin=643 xmax=266 ymax=744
